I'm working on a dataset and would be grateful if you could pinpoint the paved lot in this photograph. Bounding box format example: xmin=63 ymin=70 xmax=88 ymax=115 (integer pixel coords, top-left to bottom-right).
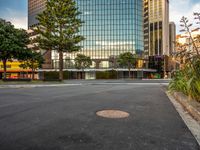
xmin=0 ymin=80 xmax=199 ymax=150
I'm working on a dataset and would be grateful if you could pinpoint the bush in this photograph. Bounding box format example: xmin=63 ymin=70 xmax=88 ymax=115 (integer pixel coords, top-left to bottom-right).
xmin=169 ymin=70 xmax=188 ymax=95
xmin=187 ymin=58 xmax=200 ymax=101
xmin=44 ymin=71 xmax=59 ymax=80
xmin=96 ymin=70 xmax=117 ymax=79
xmin=63 ymin=71 xmax=70 ymax=79
xmin=169 ymin=58 xmax=200 ymax=102
xmin=43 ymin=71 xmax=71 ymax=80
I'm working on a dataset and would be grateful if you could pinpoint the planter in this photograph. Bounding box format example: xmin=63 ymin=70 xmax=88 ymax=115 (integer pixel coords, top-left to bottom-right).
xmin=172 ymin=92 xmax=200 ymax=123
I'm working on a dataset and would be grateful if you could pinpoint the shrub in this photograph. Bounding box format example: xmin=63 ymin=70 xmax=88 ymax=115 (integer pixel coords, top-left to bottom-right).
xmin=169 ymin=70 xmax=188 ymax=95
xmin=169 ymin=58 xmax=200 ymax=102
xmin=187 ymin=58 xmax=200 ymax=101
xmin=43 ymin=71 xmax=59 ymax=80
xmin=63 ymin=71 xmax=70 ymax=79
xmin=96 ymin=70 xmax=117 ymax=79
xmin=43 ymin=71 xmax=71 ymax=80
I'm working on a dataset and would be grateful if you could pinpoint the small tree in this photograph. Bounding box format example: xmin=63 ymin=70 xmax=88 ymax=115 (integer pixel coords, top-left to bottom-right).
xmin=118 ymin=52 xmax=137 ymax=78
xmin=35 ymin=0 xmax=84 ymax=81
xmin=75 ymin=54 xmax=92 ymax=79
xmin=20 ymin=51 xmax=44 ymax=80
xmin=0 ymin=19 xmax=29 ymax=79
xmin=179 ymin=16 xmax=199 ymax=56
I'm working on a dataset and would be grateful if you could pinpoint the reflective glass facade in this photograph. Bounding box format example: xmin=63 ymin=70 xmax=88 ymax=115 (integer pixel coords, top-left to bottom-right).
xmin=65 ymin=0 xmax=144 ymax=60
xmin=28 ymin=0 xmax=144 ymax=69
xmin=28 ymin=0 xmax=46 ymax=28
xmin=143 ymin=0 xmax=169 ymax=56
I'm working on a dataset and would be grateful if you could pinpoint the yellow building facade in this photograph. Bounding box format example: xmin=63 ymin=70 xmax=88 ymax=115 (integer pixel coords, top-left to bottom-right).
xmin=0 ymin=61 xmax=32 ymax=79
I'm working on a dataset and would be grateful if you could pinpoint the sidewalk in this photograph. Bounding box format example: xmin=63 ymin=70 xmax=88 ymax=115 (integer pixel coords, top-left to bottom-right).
xmin=167 ymin=92 xmax=200 ymax=146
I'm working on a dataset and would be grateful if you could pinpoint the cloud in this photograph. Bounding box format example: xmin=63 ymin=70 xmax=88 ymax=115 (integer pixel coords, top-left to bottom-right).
xmin=169 ymin=0 xmax=200 ymax=34
xmin=1 ymin=8 xmax=27 ymax=30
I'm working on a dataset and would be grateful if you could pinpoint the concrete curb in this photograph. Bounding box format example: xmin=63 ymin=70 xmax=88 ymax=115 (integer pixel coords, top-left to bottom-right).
xmin=166 ymin=92 xmax=200 ymax=146
xmin=172 ymin=92 xmax=200 ymax=123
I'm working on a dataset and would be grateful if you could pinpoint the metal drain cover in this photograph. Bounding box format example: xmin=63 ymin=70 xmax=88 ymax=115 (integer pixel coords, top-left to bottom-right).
xmin=96 ymin=110 xmax=129 ymax=119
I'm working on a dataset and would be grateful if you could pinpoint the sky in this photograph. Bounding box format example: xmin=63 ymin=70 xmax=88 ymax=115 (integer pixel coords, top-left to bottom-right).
xmin=0 ymin=0 xmax=199 ymax=34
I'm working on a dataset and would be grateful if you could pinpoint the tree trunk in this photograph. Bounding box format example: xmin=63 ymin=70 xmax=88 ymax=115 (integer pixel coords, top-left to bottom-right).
xmin=59 ymin=51 xmax=63 ymax=81
xmin=2 ymin=59 xmax=7 ymax=79
xmin=82 ymin=69 xmax=84 ymax=79
xmin=31 ymin=63 xmax=34 ymax=80
xmin=128 ymin=68 xmax=131 ymax=79
xmin=32 ymin=69 xmax=35 ymax=80
xmin=128 ymin=63 xmax=131 ymax=79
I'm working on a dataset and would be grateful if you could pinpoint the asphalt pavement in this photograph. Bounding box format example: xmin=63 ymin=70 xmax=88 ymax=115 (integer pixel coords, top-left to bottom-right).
xmin=0 ymin=80 xmax=199 ymax=150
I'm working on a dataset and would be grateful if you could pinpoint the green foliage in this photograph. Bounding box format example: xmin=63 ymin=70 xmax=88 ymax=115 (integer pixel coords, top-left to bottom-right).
xmin=44 ymin=71 xmax=71 ymax=80
xmin=170 ymin=13 xmax=200 ymax=102
xmin=118 ymin=52 xmax=137 ymax=68
xmin=35 ymin=0 xmax=84 ymax=80
xmin=0 ymin=20 xmax=29 ymax=59
xmin=118 ymin=52 xmax=137 ymax=78
xmin=96 ymin=70 xmax=117 ymax=79
xmin=0 ymin=19 xmax=29 ymax=59
xmin=44 ymin=72 xmax=59 ymax=80
xmin=169 ymin=58 xmax=200 ymax=102
xmin=186 ymin=58 xmax=200 ymax=101
xmin=0 ymin=18 xmax=30 ymax=79
xmin=20 ymin=51 xmax=44 ymax=70
xmin=75 ymin=54 xmax=92 ymax=70
xmin=169 ymin=70 xmax=188 ymax=95
xmin=19 ymin=51 xmax=44 ymax=79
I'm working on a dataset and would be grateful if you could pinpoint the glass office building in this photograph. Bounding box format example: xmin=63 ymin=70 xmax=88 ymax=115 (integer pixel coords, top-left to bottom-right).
xmin=28 ymin=0 xmax=46 ymax=28
xmin=65 ymin=0 xmax=144 ymax=60
xmin=28 ymin=0 xmax=144 ymax=69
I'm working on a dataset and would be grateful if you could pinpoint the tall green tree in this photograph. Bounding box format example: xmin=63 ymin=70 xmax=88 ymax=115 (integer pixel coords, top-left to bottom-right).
xmin=0 ymin=19 xmax=29 ymax=79
xmin=20 ymin=51 xmax=44 ymax=80
xmin=118 ymin=52 xmax=137 ymax=78
xmin=35 ymin=0 xmax=84 ymax=80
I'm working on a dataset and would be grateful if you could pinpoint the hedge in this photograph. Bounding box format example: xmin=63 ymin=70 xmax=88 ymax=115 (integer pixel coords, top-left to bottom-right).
xmin=43 ymin=71 xmax=71 ymax=80
xmin=96 ymin=70 xmax=117 ymax=79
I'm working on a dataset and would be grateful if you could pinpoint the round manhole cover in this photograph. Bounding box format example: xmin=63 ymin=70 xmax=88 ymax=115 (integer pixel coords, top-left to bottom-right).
xmin=96 ymin=110 xmax=129 ymax=119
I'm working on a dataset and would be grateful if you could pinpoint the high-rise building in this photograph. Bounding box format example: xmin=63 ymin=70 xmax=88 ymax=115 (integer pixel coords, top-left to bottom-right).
xmin=28 ymin=0 xmax=46 ymax=28
xmin=169 ymin=22 xmax=176 ymax=55
xmin=28 ymin=0 xmax=144 ymax=69
xmin=61 ymin=0 xmax=144 ymax=69
xmin=143 ymin=0 xmax=169 ymax=56
xmin=28 ymin=0 xmax=52 ymax=69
